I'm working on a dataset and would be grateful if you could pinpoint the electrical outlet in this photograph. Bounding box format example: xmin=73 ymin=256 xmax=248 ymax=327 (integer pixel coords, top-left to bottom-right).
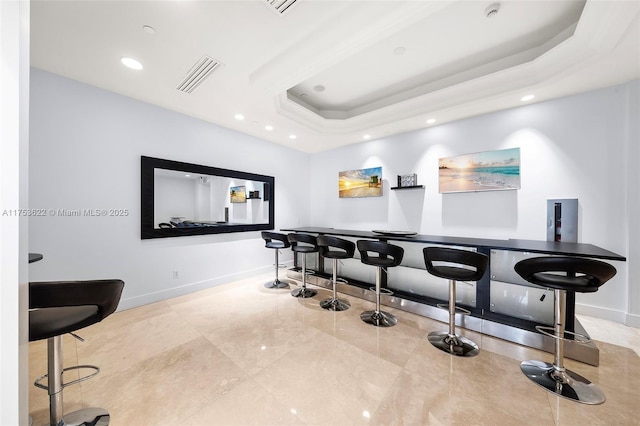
xmin=172 ymin=270 xmax=179 ymax=279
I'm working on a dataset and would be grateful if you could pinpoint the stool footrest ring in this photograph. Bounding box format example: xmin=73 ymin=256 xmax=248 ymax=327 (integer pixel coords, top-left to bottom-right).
xmin=534 ymin=326 xmax=591 ymax=344
xmin=34 ymin=365 xmax=100 ymax=391
xmin=435 ymin=304 xmax=471 ymax=316
xmin=335 ymin=278 xmax=348 ymax=284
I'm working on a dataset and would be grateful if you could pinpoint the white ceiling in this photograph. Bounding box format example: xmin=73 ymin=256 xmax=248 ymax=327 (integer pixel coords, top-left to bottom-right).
xmin=30 ymin=0 xmax=640 ymax=154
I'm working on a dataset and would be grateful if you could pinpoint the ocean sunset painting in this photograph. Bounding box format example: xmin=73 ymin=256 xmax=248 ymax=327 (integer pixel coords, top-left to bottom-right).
xmin=339 ymin=167 xmax=383 ymax=198
xmin=439 ymin=148 xmax=520 ymax=193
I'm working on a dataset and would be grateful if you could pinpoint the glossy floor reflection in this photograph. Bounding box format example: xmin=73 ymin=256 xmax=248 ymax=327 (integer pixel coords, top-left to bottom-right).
xmin=29 ymin=273 xmax=640 ymax=425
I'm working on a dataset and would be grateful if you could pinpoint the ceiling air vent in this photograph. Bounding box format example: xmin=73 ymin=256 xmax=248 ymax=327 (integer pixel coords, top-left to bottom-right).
xmin=176 ymin=56 xmax=223 ymax=94
xmin=265 ymin=0 xmax=299 ymax=15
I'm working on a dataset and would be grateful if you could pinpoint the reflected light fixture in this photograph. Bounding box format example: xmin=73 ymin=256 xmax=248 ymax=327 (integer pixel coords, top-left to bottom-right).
xmin=426 ymin=118 xmax=436 ymax=124
xmin=234 ymin=113 xmax=245 ymax=121
xmin=289 ymin=134 xmax=297 ymax=139
xmin=521 ymin=94 xmax=535 ymax=102
xmin=120 ymin=57 xmax=143 ymax=70
xmin=265 ymin=125 xmax=274 ymax=131
xmin=363 ymin=134 xmax=371 ymax=140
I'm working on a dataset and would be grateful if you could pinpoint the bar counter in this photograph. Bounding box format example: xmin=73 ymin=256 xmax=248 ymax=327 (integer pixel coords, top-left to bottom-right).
xmin=282 ymin=227 xmax=626 ymax=365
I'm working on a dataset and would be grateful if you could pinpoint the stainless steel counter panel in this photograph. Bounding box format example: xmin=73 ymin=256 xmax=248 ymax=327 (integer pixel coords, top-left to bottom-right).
xmin=388 ymin=266 xmax=477 ymax=308
xmin=490 ymin=249 xmax=545 ymax=287
xmin=490 ymin=280 xmax=554 ymax=324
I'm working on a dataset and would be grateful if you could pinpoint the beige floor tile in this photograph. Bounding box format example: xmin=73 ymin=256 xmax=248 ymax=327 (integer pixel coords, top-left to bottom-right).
xmin=182 ymin=379 xmax=305 ymax=425
xmin=29 ymin=272 xmax=640 ymax=426
xmin=79 ymin=337 xmax=247 ymax=426
xmin=371 ymin=370 xmax=539 ymax=425
xmin=252 ymin=332 xmax=402 ymax=425
xmin=75 ymin=310 xmax=203 ymax=376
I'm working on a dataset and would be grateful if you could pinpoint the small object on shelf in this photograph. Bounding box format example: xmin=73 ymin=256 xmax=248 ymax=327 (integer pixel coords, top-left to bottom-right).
xmin=397 ymin=173 xmax=417 ymax=188
xmin=247 ymin=190 xmax=261 ymax=199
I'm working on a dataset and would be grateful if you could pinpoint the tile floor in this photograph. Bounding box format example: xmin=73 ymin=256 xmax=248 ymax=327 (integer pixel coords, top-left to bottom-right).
xmin=29 ymin=272 xmax=640 ymax=425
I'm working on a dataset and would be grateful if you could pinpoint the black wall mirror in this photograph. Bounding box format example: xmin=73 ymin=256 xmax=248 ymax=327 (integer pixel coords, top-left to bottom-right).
xmin=141 ymin=156 xmax=274 ymax=239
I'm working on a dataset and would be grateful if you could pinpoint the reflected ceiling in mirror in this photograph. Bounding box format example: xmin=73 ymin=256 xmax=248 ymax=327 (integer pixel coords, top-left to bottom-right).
xmin=141 ymin=156 xmax=274 ymax=239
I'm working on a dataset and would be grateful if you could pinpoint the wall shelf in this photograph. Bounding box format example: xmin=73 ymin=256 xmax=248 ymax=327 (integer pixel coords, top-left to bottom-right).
xmin=390 ymin=185 xmax=424 ymax=190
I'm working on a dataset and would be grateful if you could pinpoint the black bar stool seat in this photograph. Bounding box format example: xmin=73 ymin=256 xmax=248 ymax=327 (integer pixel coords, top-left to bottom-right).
xmin=423 ymin=247 xmax=488 ymax=357
xmin=317 ymin=235 xmax=355 ymax=311
xmin=357 ymin=240 xmax=404 ymax=327
xmin=515 ymin=256 xmax=616 ymax=405
xmin=29 ymin=279 xmax=124 ymax=426
xmin=261 ymin=231 xmax=291 ymax=289
xmin=288 ymin=233 xmax=319 ymax=298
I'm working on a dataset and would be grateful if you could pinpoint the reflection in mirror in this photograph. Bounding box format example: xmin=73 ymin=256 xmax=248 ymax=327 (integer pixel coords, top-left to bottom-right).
xmin=141 ymin=156 xmax=274 ymax=239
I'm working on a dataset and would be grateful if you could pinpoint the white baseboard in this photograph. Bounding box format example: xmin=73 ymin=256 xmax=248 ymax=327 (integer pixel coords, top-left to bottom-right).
xmin=626 ymin=313 xmax=640 ymax=328
xmin=575 ymin=303 xmax=627 ymax=324
xmin=116 ymin=262 xmax=292 ymax=311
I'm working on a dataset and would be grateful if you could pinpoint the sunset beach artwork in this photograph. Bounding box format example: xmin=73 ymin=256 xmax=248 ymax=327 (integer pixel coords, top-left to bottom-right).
xmin=439 ymin=148 xmax=520 ymax=193
xmin=339 ymin=167 xmax=382 ymax=198
xmin=230 ymin=185 xmax=246 ymax=203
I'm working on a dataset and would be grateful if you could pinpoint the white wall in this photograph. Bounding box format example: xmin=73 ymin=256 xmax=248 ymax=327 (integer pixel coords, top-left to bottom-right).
xmin=625 ymin=80 xmax=640 ymax=327
xmin=29 ymin=69 xmax=310 ymax=309
xmin=0 ymin=1 xmax=30 ymax=424
xmin=28 ymin=68 xmax=637 ymax=326
xmin=310 ymin=82 xmax=637 ymax=325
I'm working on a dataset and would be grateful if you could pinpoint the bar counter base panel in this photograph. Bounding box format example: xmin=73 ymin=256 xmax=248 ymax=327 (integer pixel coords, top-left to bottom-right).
xmin=520 ymin=360 xmax=606 ymax=405
xmin=320 ymin=298 xmax=350 ymax=311
xmin=428 ymin=331 xmax=479 ymax=357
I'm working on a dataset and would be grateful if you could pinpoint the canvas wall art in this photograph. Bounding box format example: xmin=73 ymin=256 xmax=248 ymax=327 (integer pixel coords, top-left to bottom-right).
xmin=339 ymin=167 xmax=382 ymax=198
xmin=230 ymin=185 xmax=247 ymax=203
xmin=439 ymin=148 xmax=520 ymax=193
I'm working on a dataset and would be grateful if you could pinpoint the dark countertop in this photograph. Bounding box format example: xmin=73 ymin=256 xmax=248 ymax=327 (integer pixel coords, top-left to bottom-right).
xmin=281 ymin=227 xmax=626 ymax=261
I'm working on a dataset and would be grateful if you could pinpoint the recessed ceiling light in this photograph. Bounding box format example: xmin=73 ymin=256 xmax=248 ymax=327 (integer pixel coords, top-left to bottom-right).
xmin=426 ymin=118 xmax=436 ymax=124
xmin=120 ymin=57 xmax=143 ymax=70
xmin=521 ymin=94 xmax=535 ymax=102
xmin=363 ymin=134 xmax=371 ymax=140
xmin=185 ymin=174 xmax=191 ymax=178
xmin=313 ymin=85 xmax=325 ymax=92
xmin=289 ymin=134 xmax=297 ymax=139
xmin=485 ymin=3 xmax=501 ymax=18
xmin=393 ymin=46 xmax=406 ymax=56
xmin=234 ymin=113 xmax=245 ymax=121
xmin=142 ymin=25 xmax=156 ymax=35
xmin=265 ymin=125 xmax=274 ymax=131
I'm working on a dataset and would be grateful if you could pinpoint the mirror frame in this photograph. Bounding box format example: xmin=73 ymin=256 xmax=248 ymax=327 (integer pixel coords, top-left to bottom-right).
xmin=141 ymin=156 xmax=275 ymax=239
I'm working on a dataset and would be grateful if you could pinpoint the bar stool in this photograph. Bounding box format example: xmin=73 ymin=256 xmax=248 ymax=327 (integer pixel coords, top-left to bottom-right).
xmin=357 ymin=240 xmax=404 ymax=327
xmin=287 ymin=233 xmax=319 ymax=298
xmin=317 ymin=235 xmax=355 ymax=311
xmin=29 ymin=279 xmax=124 ymax=426
xmin=514 ymin=256 xmax=616 ymax=404
xmin=261 ymin=231 xmax=291 ymax=289
xmin=423 ymin=247 xmax=488 ymax=357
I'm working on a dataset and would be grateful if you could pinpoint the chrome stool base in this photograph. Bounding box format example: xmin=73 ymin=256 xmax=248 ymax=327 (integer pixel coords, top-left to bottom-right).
xmin=291 ymin=287 xmax=317 ymax=298
xmin=320 ymin=298 xmax=350 ymax=311
xmin=264 ymin=279 xmax=289 ymax=289
xmin=61 ymin=407 xmax=110 ymax=426
xmin=520 ymin=360 xmax=605 ymax=404
xmin=428 ymin=331 xmax=479 ymax=357
xmin=360 ymin=310 xmax=397 ymax=327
